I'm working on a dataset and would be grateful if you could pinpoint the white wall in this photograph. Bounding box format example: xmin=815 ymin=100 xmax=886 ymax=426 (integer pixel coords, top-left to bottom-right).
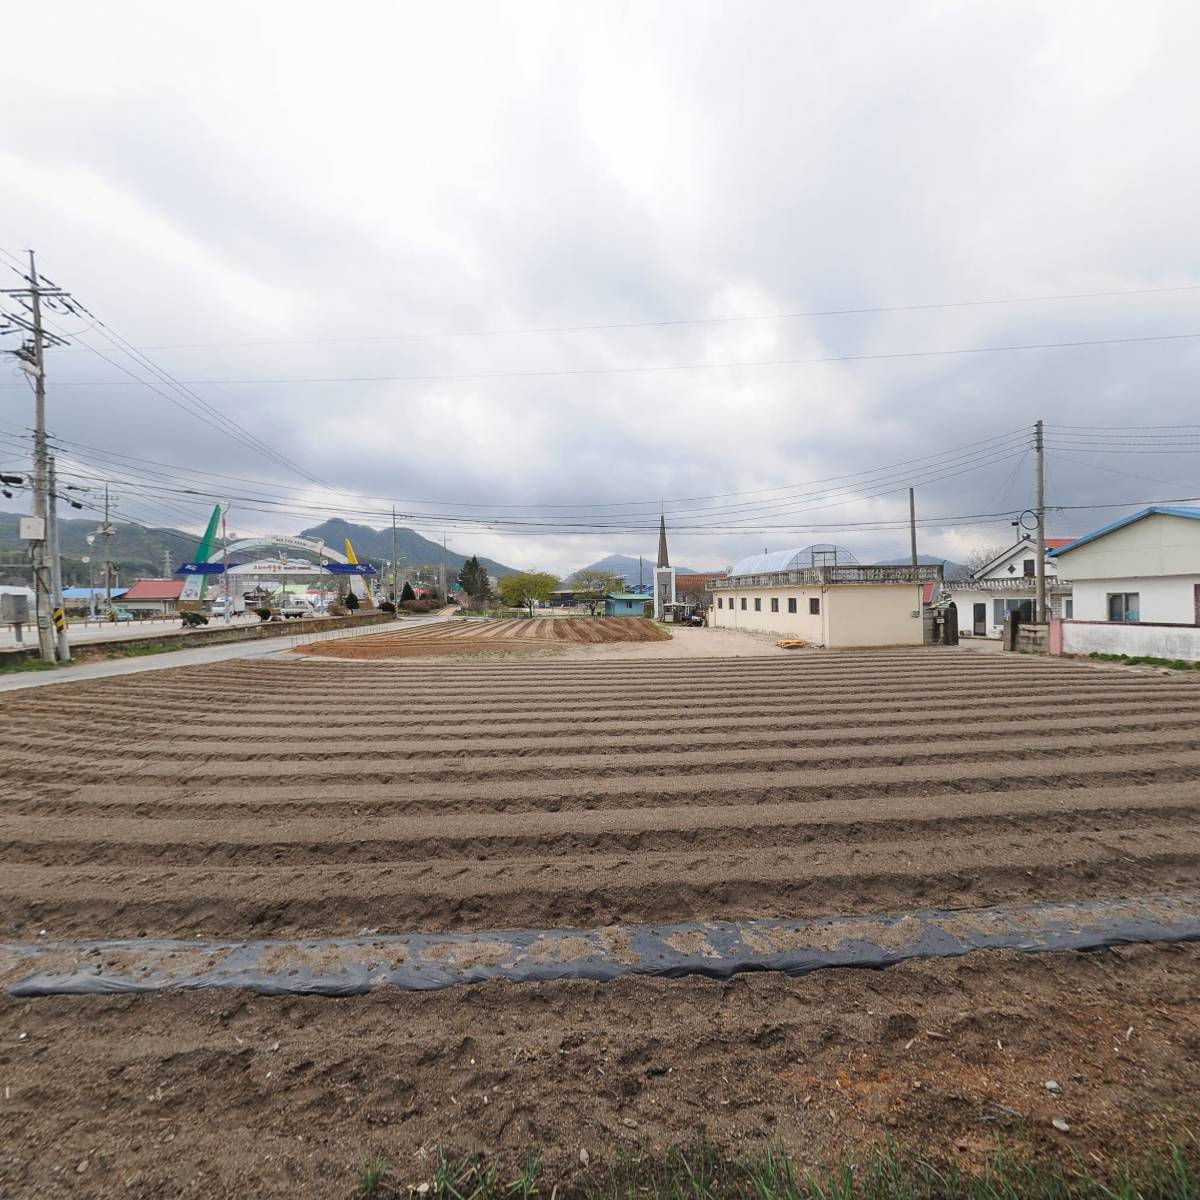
xmin=1061 ymin=619 xmax=1200 ymax=661
xmin=711 ymin=585 xmax=825 ymax=641
xmin=949 ymin=587 xmax=1072 ymax=637
xmin=710 ymin=583 xmax=922 ymax=647
xmin=1072 ymin=575 xmax=1200 ymax=623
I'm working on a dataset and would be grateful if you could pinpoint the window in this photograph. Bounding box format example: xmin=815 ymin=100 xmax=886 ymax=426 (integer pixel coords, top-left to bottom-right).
xmin=1064 ymin=597 xmax=1073 ymax=620
xmin=787 ymin=598 xmax=797 ymax=614
xmin=1023 ymin=558 xmax=1036 ymax=577
xmin=993 ymin=598 xmax=1034 ymax=625
xmin=754 ymin=597 xmax=762 ymax=612
xmin=809 ymin=598 xmax=820 ymax=615
xmin=1108 ymin=593 xmax=1140 ymax=622
xmin=770 ymin=597 xmax=779 ymax=613
xmin=716 ymin=597 xmax=723 ymax=609
xmin=740 ymin=597 xmax=747 ymax=610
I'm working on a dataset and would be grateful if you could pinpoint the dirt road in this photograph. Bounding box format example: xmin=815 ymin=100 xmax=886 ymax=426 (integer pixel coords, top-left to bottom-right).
xmin=1 ymin=646 xmax=1199 ymax=1196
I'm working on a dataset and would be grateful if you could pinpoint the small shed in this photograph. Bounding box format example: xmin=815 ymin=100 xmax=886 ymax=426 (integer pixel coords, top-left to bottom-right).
xmin=604 ymin=592 xmax=651 ymax=617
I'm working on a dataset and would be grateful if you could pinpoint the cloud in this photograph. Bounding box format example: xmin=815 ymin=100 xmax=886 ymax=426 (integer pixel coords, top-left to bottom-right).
xmin=3 ymin=0 xmax=1199 ymax=574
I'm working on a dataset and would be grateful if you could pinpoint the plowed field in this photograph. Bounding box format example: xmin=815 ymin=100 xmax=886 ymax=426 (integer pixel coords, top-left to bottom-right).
xmin=2 ymin=647 xmax=1200 ymax=938
xmin=3 ymin=646 xmax=1200 ymax=1197
xmin=299 ymin=615 xmax=668 ymax=659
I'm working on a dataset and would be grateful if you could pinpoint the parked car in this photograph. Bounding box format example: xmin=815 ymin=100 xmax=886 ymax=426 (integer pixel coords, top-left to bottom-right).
xmin=279 ymin=599 xmax=314 ymax=619
xmin=208 ymin=596 xmax=246 ymax=617
xmin=107 ymin=606 xmax=133 ymax=623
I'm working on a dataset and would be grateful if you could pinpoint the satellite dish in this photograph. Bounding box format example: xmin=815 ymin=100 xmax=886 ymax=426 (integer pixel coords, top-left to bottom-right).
xmin=81 ymin=555 xmax=90 ymax=563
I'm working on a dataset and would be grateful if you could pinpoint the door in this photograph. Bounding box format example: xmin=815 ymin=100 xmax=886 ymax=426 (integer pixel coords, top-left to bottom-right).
xmin=973 ymin=602 xmax=986 ymax=636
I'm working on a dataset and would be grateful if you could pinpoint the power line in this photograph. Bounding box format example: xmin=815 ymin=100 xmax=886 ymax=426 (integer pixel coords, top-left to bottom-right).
xmin=16 ymin=330 xmax=1200 ymax=387
xmin=46 ymin=282 xmax=1200 ymax=352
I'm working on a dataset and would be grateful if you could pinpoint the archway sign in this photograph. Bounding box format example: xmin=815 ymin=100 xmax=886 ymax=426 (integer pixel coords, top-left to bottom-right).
xmin=178 ymin=508 xmax=375 ymax=606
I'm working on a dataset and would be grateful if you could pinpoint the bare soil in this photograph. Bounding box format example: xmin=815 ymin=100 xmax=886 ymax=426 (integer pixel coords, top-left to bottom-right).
xmin=1 ymin=646 xmax=1199 ymax=1196
xmin=296 ymin=616 xmax=669 ymax=659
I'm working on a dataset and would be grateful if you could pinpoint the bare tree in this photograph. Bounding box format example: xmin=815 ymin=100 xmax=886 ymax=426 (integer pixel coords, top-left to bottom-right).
xmin=964 ymin=543 xmax=1008 ymax=578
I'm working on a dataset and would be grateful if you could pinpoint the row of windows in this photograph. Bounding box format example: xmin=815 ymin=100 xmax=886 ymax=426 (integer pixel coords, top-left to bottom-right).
xmin=716 ymin=595 xmax=820 ymax=615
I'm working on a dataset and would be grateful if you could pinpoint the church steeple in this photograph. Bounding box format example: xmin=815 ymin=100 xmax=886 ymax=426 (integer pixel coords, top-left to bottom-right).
xmin=657 ymin=513 xmax=670 ymax=569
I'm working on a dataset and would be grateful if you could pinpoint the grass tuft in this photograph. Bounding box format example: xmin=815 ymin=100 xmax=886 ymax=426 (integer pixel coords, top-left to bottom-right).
xmin=388 ymin=1139 xmax=1199 ymax=1200
xmin=356 ymin=1153 xmax=387 ymax=1199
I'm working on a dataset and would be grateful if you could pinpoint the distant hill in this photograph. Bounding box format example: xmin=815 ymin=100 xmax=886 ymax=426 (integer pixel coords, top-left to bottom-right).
xmin=874 ymin=554 xmax=970 ymax=581
xmin=299 ymin=519 xmax=519 ymax=578
xmin=0 ymin=511 xmax=520 ymax=587
xmin=0 ymin=511 xmax=196 ymax=587
xmin=568 ymin=553 xmax=701 ymax=587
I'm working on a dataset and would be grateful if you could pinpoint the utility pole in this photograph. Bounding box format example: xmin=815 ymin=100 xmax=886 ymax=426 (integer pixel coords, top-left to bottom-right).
xmin=391 ymin=507 xmax=398 ymax=603
xmin=1034 ymin=418 xmax=1047 ymax=622
xmin=47 ymin=455 xmax=70 ymax=661
xmin=0 ymin=252 xmax=78 ymax=660
xmin=441 ymin=533 xmax=448 ymax=604
xmin=24 ymin=253 xmax=52 ymax=660
xmin=908 ymin=486 xmax=918 ymax=571
xmin=101 ymin=483 xmax=115 ymax=610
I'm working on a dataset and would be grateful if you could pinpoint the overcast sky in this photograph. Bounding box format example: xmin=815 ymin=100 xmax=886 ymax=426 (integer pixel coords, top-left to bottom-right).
xmin=3 ymin=0 xmax=1200 ymax=575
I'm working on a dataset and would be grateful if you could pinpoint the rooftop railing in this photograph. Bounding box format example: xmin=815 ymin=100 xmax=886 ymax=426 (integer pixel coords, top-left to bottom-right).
xmin=707 ymin=564 xmax=944 ymax=590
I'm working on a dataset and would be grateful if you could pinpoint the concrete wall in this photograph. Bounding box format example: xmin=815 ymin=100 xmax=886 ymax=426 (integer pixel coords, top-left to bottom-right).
xmin=824 ymin=584 xmax=924 ymax=648
xmin=1055 ymin=512 xmax=1200 ymax=581
xmin=1059 ymin=619 xmax=1200 ymax=661
xmin=1071 ymin=575 xmax=1200 ymax=624
xmin=709 ymin=583 xmax=922 ymax=646
xmin=950 ymin=588 xmax=1072 ymax=637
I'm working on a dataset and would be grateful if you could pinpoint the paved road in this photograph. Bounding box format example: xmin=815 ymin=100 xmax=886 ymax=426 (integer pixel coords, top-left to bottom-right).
xmin=0 ymin=614 xmax=453 ymax=692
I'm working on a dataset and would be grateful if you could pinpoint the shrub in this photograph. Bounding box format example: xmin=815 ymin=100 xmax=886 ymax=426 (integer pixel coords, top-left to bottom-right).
xmin=255 ymin=607 xmax=272 ymax=622
xmin=327 ymin=602 xmax=347 ymax=617
xmin=379 ymin=600 xmax=396 ymax=614
xmin=344 ymin=591 xmax=360 ymax=611
xmin=402 ymin=599 xmax=435 ymax=613
xmin=180 ymin=611 xmax=208 ymax=628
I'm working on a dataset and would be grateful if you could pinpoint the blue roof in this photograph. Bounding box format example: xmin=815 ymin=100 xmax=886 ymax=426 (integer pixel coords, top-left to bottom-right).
xmin=1049 ymin=506 xmax=1200 ymax=556
xmin=61 ymin=587 xmax=107 ymax=598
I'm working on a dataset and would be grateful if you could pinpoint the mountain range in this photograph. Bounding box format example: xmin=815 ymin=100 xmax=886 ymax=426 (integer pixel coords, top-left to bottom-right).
xmin=0 ymin=512 xmax=520 ymax=587
xmin=568 ymin=553 xmax=701 ymax=587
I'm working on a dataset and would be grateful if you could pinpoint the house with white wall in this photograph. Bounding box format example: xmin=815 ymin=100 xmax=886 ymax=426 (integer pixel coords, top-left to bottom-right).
xmin=1046 ymin=507 xmax=1200 ymax=659
xmin=946 ymin=536 xmax=1073 ymax=637
xmin=708 ymin=550 xmax=939 ymax=647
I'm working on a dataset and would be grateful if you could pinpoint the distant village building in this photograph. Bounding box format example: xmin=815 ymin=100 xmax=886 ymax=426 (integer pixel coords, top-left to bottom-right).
xmin=604 ymin=592 xmax=651 ymax=616
xmin=947 ymin=536 xmax=1073 ymax=638
xmin=115 ymin=579 xmax=184 ymax=615
xmin=708 ymin=548 xmax=939 ymax=647
xmin=673 ymin=571 xmax=727 ymax=610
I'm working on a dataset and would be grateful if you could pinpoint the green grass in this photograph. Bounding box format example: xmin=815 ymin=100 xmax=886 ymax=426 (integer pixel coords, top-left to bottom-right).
xmin=354 ymin=1140 xmax=1199 ymax=1200
xmin=0 ymin=655 xmax=62 ymax=674
xmin=1086 ymin=651 xmax=1200 ymax=671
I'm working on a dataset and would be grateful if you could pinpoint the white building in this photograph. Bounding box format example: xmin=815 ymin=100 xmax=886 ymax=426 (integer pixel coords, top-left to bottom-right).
xmin=947 ymin=536 xmax=1074 ymax=638
xmin=708 ymin=550 xmax=937 ymax=647
xmin=1050 ymin=506 xmax=1200 ymax=624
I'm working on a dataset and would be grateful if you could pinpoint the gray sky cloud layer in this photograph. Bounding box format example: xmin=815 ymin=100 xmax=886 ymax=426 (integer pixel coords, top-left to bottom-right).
xmin=3 ymin=1 xmax=1199 ymax=573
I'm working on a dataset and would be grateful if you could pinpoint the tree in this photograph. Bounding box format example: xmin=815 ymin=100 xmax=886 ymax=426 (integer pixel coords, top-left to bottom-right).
xmin=457 ymin=555 xmax=491 ymax=607
xmin=964 ymin=543 xmax=1008 ymax=579
xmin=569 ymin=568 xmax=626 ymax=615
xmin=497 ymin=571 xmax=558 ymax=617
xmin=344 ymin=589 xmax=360 ymax=610
xmin=400 ymin=581 xmax=416 ymax=603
